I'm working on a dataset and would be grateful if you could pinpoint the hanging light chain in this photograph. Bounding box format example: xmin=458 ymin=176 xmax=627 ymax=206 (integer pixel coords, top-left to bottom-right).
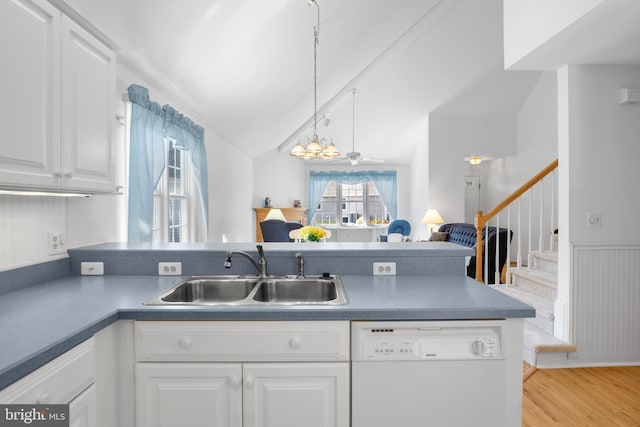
xmin=290 ymin=0 xmax=340 ymax=160
xmin=313 ymin=1 xmax=319 ymax=136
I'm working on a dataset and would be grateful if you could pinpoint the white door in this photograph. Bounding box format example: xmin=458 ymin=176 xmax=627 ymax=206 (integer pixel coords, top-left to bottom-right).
xmin=464 ymin=176 xmax=480 ymax=224
xmin=243 ymin=363 xmax=349 ymax=427
xmin=69 ymin=384 xmax=96 ymax=427
xmin=136 ymin=363 xmax=242 ymax=427
xmin=61 ymin=16 xmax=115 ymax=192
xmin=0 ymin=0 xmax=61 ymax=188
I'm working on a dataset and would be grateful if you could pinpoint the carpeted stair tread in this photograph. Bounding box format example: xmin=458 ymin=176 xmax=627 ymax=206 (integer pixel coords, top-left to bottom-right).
xmin=491 ymin=284 xmax=554 ymax=320
xmin=510 ymin=267 xmax=557 ymax=287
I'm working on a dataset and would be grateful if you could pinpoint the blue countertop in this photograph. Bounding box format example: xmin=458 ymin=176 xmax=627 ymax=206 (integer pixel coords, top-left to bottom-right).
xmin=0 ymin=272 xmax=534 ymax=389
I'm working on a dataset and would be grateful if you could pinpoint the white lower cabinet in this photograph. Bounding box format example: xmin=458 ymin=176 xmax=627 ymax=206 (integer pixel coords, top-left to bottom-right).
xmin=69 ymin=384 xmax=97 ymax=427
xmin=136 ymin=363 xmax=242 ymax=427
xmin=242 ymin=363 xmax=349 ymax=427
xmin=134 ymin=321 xmax=350 ymax=427
xmin=0 ymin=338 xmax=96 ymax=426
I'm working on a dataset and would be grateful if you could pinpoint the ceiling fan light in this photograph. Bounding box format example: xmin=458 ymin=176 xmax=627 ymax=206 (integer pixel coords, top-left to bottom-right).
xmin=350 ymin=158 xmax=359 ymax=166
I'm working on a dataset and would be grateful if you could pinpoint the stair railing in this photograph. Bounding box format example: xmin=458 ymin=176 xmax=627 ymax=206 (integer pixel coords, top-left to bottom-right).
xmin=474 ymin=159 xmax=558 ymax=284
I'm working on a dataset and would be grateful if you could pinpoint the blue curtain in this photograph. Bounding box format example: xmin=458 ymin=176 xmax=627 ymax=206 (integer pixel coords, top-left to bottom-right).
xmin=127 ymin=84 xmax=209 ymax=242
xmin=308 ymin=170 xmax=397 ymax=223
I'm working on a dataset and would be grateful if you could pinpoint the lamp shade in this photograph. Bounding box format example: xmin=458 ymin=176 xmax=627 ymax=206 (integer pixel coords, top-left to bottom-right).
xmin=264 ymin=208 xmax=287 ymax=222
xmin=422 ymin=209 xmax=444 ymax=224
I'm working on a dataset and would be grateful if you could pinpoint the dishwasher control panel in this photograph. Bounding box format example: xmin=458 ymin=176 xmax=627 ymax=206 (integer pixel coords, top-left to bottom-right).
xmin=352 ymin=320 xmax=503 ymax=361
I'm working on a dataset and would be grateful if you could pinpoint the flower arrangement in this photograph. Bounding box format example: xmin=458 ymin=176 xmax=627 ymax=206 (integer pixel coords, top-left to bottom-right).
xmin=297 ymin=225 xmax=327 ymax=242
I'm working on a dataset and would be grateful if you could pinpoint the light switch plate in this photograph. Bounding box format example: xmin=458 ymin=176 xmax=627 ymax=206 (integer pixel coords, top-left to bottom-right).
xmin=81 ymin=262 xmax=104 ymax=275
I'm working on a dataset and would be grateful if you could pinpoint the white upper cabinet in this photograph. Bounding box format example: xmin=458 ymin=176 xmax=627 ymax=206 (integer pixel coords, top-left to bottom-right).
xmin=0 ymin=0 xmax=116 ymax=193
xmin=0 ymin=0 xmax=61 ymax=188
xmin=61 ymin=16 xmax=115 ymax=192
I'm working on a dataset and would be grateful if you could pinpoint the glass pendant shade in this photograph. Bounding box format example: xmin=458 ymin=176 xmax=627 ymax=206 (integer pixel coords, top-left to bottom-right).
xmin=322 ymin=142 xmax=340 ymax=158
xmin=290 ymin=143 xmax=306 ymax=157
xmin=306 ymin=135 xmax=323 ymax=154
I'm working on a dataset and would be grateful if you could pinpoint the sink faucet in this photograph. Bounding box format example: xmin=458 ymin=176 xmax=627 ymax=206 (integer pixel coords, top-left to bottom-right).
xmin=295 ymin=252 xmax=305 ymax=278
xmin=224 ymin=245 xmax=268 ymax=278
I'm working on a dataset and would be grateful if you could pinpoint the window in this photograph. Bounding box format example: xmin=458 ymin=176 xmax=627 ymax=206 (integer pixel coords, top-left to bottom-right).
xmin=308 ymin=170 xmax=397 ymax=227
xmin=152 ymin=140 xmax=193 ymax=243
xmin=313 ymin=181 xmax=390 ymax=226
xmin=126 ymin=84 xmax=209 ymax=243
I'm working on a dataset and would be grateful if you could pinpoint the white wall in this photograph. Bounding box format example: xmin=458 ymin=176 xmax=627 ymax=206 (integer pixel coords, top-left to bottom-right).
xmin=477 ymin=71 xmax=558 ymax=260
xmin=252 ymin=149 xmax=308 ymax=210
xmin=0 ymin=196 xmax=67 ymax=271
xmin=427 ymin=113 xmax=518 ymax=224
xmin=409 ymin=118 xmax=430 ymax=241
xmin=503 ymin=0 xmax=605 ymax=68
xmin=560 ymin=65 xmax=640 ymax=365
xmin=208 ymin=136 xmax=254 ymax=243
xmin=565 ymin=66 xmax=640 ymax=243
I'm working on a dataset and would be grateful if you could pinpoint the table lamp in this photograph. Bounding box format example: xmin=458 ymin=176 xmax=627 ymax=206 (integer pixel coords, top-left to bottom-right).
xmin=422 ymin=209 xmax=444 ymax=234
xmin=264 ymin=208 xmax=287 ymax=222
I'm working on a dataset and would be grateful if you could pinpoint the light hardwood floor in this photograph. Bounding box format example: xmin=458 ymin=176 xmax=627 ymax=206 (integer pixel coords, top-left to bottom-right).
xmin=522 ymin=364 xmax=640 ymax=426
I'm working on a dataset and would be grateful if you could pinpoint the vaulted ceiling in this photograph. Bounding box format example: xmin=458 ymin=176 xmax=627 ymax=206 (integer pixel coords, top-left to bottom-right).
xmin=65 ymin=0 xmax=640 ymax=164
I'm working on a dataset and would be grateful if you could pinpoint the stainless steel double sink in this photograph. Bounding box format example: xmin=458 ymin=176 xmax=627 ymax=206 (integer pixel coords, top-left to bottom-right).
xmin=144 ymin=274 xmax=348 ymax=306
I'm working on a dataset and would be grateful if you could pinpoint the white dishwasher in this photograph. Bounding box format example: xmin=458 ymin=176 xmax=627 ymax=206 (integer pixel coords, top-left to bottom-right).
xmin=352 ymin=320 xmax=522 ymax=427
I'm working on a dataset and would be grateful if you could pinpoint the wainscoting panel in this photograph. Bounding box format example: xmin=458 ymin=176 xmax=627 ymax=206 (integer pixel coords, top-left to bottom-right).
xmin=573 ymin=244 xmax=640 ymax=365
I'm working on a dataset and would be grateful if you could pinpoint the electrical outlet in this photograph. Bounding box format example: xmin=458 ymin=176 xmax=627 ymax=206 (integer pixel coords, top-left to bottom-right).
xmin=373 ymin=262 xmax=396 ymax=276
xmin=159 ymin=262 xmax=182 ymax=276
xmin=48 ymin=231 xmax=66 ymax=255
xmin=81 ymin=262 xmax=104 ymax=275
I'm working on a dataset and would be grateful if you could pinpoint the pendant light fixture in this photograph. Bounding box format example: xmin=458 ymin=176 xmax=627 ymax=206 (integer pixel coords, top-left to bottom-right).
xmin=290 ymin=0 xmax=340 ymax=160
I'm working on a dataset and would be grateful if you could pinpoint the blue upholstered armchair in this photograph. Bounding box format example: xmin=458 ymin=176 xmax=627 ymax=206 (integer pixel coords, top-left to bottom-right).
xmin=260 ymin=220 xmax=303 ymax=242
xmin=379 ymin=219 xmax=412 ymax=242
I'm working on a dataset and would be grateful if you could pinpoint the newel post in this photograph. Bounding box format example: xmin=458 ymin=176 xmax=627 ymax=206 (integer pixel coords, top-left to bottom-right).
xmin=474 ymin=211 xmax=484 ymax=282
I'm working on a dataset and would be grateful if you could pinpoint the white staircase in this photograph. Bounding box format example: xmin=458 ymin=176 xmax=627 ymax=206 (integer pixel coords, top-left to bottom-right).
xmin=492 ymin=251 xmax=575 ymax=367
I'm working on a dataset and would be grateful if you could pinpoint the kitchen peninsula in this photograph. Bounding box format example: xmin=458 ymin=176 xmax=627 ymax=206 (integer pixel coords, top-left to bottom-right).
xmin=0 ymin=242 xmax=534 ymax=426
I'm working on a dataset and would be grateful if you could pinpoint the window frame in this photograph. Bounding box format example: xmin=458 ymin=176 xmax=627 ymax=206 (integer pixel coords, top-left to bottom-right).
xmin=152 ymin=138 xmax=196 ymax=243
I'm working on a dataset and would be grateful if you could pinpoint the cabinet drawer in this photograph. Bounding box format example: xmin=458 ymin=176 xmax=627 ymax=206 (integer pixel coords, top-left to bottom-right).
xmin=135 ymin=321 xmax=349 ymax=362
xmin=0 ymin=338 xmax=95 ymax=404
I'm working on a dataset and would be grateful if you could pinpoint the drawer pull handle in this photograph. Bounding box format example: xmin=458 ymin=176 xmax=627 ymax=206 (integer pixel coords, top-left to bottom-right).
xmin=229 ymin=377 xmax=241 ymax=389
xmin=36 ymin=392 xmax=51 ymax=404
xmin=244 ymin=377 xmax=254 ymax=389
xmin=289 ymin=337 xmax=301 ymax=349
xmin=179 ymin=337 xmax=192 ymax=350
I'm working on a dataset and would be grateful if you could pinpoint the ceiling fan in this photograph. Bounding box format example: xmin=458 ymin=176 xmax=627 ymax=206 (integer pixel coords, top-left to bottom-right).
xmin=331 ymin=88 xmax=384 ymax=166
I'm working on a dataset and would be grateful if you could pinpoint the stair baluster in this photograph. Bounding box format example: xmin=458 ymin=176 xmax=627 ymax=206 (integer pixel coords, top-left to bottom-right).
xmin=473 ymin=159 xmax=558 ymax=283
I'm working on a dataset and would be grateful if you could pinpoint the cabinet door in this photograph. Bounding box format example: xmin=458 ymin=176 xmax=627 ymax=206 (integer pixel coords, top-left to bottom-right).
xmin=243 ymin=363 xmax=349 ymax=427
xmin=136 ymin=363 xmax=242 ymax=427
xmin=69 ymin=384 xmax=97 ymax=427
xmin=0 ymin=0 xmax=61 ymax=188
xmin=61 ymin=16 xmax=115 ymax=192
